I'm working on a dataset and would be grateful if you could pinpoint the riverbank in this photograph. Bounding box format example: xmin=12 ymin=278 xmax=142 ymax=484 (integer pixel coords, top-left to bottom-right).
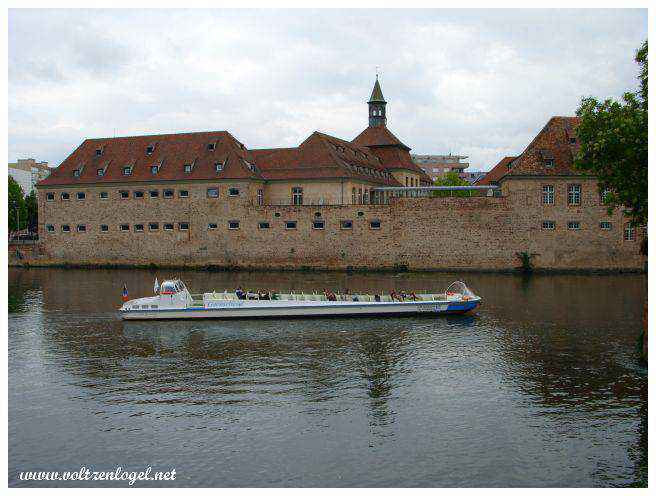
xmin=7 ymin=258 xmax=647 ymax=275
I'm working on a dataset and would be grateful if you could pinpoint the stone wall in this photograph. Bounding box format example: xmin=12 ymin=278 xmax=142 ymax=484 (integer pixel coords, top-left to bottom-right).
xmin=32 ymin=178 xmax=645 ymax=271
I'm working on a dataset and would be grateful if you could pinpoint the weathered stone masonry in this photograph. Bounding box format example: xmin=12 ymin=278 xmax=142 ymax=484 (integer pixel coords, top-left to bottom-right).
xmin=34 ymin=178 xmax=643 ymax=271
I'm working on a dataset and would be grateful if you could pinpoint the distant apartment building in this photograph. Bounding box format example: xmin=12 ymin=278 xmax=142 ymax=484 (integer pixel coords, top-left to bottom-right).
xmin=411 ymin=154 xmax=469 ymax=183
xmin=9 ymin=158 xmax=50 ymax=194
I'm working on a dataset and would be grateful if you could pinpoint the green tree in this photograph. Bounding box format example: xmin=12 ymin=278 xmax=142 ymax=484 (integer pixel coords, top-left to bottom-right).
xmin=574 ymin=40 xmax=647 ymax=228
xmin=8 ymin=176 xmax=27 ymax=233
xmin=25 ymin=189 xmax=38 ymax=233
xmin=432 ymin=171 xmax=471 ymax=197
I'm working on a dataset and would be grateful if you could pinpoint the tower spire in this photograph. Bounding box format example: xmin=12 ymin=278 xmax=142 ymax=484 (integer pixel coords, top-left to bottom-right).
xmin=368 ymin=76 xmax=387 ymax=127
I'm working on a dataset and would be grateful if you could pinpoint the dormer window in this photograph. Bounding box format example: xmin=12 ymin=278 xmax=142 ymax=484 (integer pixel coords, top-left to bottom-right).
xmin=95 ymin=147 xmax=103 ymax=156
xmin=207 ymin=142 xmax=216 ymax=151
xmin=123 ymin=166 xmax=132 ymax=176
xmin=97 ymin=168 xmax=104 ymax=177
xmin=73 ymin=169 xmax=81 ymax=177
xmin=151 ymin=165 xmax=159 ymax=175
xmin=215 ymin=161 xmax=224 ymax=172
xmin=146 ymin=145 xmax=155 ymax=155
xmin=184 ymin=163 xmax=193 ymax=173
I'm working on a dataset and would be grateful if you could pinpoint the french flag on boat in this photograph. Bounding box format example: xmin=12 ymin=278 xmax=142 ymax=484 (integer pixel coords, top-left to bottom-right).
xmin=122 ymin=284 xmax=129 ymax=302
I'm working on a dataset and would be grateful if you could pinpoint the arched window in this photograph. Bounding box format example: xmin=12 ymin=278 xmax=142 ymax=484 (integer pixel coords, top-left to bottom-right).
xmin=352 ymin=188 xmax=356 ymax=204
xmin=358 ymin=188 xmax=363 ymax=205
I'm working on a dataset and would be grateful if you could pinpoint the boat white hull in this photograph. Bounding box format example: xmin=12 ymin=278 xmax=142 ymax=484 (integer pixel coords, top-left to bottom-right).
xmin=119 ymin=298 xmax=481 ymax=321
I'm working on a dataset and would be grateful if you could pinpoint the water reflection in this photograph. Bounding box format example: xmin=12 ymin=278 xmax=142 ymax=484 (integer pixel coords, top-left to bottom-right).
xmin=8 ymin=267 xmax=647 ymax=487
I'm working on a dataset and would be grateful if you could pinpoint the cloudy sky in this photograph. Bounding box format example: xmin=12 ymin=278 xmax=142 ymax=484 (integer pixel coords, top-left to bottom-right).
xmin=9 ymin=9 xmax=647 ymax=171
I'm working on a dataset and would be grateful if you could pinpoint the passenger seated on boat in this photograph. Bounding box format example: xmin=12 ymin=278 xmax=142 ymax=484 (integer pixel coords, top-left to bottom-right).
xmin=390 ymin=291 xmax=402 ymax=302
xmin=259 ymin=290 xmax=270 ymax=300
xmin=374 ymin=294 xmax=381 ymax=302
xmin=410 ymin=292 xmax=418 ymax=301
xmin=352 ymin=294 xmax=359 ymax=302
xmin=324 ymin=289 xmax=337 ymax=301
xmin=235 ymin=287 xmax=246 ymax=300
xmin=246 ymin=290 xmax=258 ymax=300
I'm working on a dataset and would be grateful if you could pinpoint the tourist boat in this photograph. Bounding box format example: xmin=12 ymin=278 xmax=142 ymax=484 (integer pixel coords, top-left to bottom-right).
xmin=118 ymin=279 xmax=481 ymax=320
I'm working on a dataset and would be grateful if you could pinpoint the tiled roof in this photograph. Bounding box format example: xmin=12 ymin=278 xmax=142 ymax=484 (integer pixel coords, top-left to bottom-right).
xmin=477 ymin=156 xmax=517 ymax=185
xmin=479 ymin=116 xmax=583 ymax=186
xmin=253 ymin=131 xmax=400 ymax=186
xmin=504 ymin=116 xmax=582 ymax=179
xmin=352 ymin=125 xmax=410 ymax=150
xmin=38 ymin=131 xmax=260 ymax=186
xmin=37 ymin=125 xmax=444 ymax=188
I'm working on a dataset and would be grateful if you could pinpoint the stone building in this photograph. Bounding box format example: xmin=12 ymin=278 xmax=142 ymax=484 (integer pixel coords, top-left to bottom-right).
xmin=9 ymin=158 xmax=50 ymax=194
xmin=34 ymin=83 xmax=644 ymax=272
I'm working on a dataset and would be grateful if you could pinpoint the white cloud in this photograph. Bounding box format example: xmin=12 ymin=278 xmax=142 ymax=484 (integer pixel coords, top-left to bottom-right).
xmin=8 ymin=8 xmax=647 ymax=171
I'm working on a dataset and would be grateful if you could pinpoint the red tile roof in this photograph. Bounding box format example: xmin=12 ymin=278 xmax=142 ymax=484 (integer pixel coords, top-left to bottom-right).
xmin=38 ymin=131 xmax=261 ymax=186
xmin=504 ymin=116 xmax=582 ymax=179
xmin=477 ymin=156 xmax=517 ymax=185
xmin=480 ymin=116 xmax=583 ymax=186
xmin=352 ymin=125 xmax=410 ymax=150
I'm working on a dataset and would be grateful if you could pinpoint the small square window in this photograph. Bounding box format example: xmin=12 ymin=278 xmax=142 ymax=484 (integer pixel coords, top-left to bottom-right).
xmin=228 ymin=188 xmax=239 ymax=196
xmin=146 ymin=145 xmax=154 ymax=155
xmin=149 ymin=222 xmax=159 ymax=231
xmin=312 ymin=220 xmax=325 ymax=230
xmin=61 ymin=225 xmax=71 ymax=232
xmin=45 ymin=224 xmax=55 ymax=232
xmin=73 ymin=169 xmax=81 ymax=177
xmin=208 ymin=223 xmax=218 ymax=230
xmin=120 ymin=224 xmax=130 ymax=231
xmin=340 ymin=220 xmax=353 ymax=229
xmin=134 ymin=224 xmax=144 ymax=232
xmin=100 ymin=191 xmax=108 ymax=199
xmin=95 ymin=148 xmax=103 ymax=156
xmin=179 ymin=222 xmax=189 ymax=231
xmin=542 ymin=220 xmax=555 ymax=230
xmin=61 ymin=192 xmax=70 ymax=200
xmin=77 ymin=192 xmax=86 ymax=200
xmin=97 ymin=169 xmax=104 ymax=176
xmin=208 ymin=143 xmax=216 ymax=151
xmin=77 ymin=224 xmax=86 ymax=232
xmin=600 ymin=221 xmax=612 ymax=230
xmin=120 ymin=190 xmax=129 ymax=199
xmin=123 ymin=167 xmax=132 ymax=176
xmin=163 ymin=223 xmax=174 ymax=231
xmin=285 ymin=221 xmax=297 ymax=230
xmin=151 ymin=165 xmax=159 ymax=175
xmin=100 ymin=224 xmax=109 ymax=232
xmin=207 ymin=188 xmax=219 ymax=198
xmin=149 ymin=190 xmax=159 ymax=198
xmin=134 ymin=190 xmax=144 ymax=198
xmin=46 ymin=192 xmax=55 ymax=201
xmin=215 ymin=162 xmax=224 ymax=172
xmin=184 ymin=164 xmax=192 ymax=173
xmin=163 ymin=189 xmax=174 ymax=198
xmin=258 ymin=222 xmax=270 ymax=229
xmin=567 ymin=221 xmax=581 ymax=230
xmin=545 ymin=159 xmax=554 ymax=168
xmin=370 ymin=220 xmax=381 ymax=230
xmin=228 ymin=221 xmax=240 ymax=230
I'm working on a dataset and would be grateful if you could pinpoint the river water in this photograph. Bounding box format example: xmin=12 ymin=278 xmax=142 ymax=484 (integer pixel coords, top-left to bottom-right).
xmin=8 ymin=267 xmax=647 ymax=487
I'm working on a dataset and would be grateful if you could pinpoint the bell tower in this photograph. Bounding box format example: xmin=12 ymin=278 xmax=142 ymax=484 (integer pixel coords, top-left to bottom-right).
xmin=368 ymin=76 xmax=387 ymax=128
